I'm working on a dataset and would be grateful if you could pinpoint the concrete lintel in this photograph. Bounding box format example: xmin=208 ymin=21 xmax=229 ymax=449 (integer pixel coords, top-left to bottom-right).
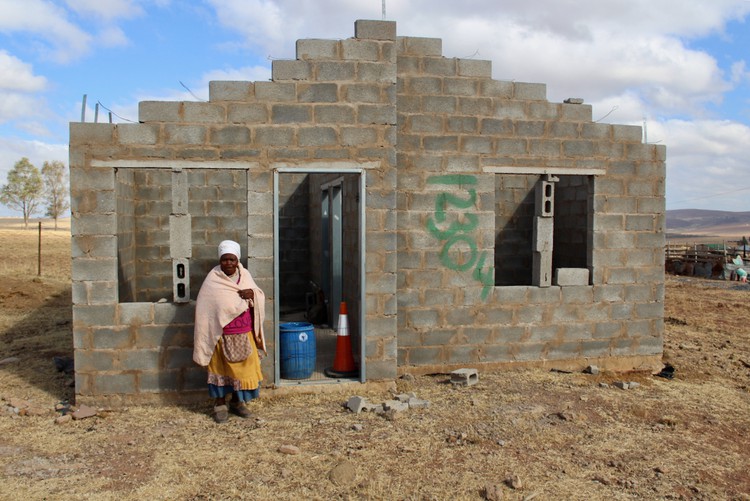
xmin=273 ymin=160 xmax=380 ymax=172
xmin=484 ymin=166 xmax=605 ymax=176
xmin=90 ymin=159 xmax=257 ymax=170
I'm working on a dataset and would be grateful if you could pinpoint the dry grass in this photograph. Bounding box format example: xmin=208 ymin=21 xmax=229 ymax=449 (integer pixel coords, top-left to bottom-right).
xmin=1 ymin=225 xmax=749 ymax=500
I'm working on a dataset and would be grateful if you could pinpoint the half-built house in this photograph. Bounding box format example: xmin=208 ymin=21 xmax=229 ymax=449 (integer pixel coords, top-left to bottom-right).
xmin=69 ymin=20 xmax=665 ymax=403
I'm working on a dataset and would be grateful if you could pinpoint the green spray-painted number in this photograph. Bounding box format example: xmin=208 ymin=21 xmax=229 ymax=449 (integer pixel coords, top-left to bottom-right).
xmin=425 ymin=174 xmax=494 ymax=301
xmin=473 ymin=251 xmax=495 ymax=300
xmin=440 ymin=234 xmax=478 ymax=272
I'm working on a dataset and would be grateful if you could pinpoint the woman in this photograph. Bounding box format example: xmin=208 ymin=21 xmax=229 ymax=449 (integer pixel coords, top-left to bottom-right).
xmin=193 ymin=240 xmax=266 ymax=423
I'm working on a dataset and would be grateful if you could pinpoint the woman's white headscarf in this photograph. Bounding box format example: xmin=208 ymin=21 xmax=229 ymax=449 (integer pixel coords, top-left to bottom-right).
xmin=218 ymin=240 xmax=241 ymax=260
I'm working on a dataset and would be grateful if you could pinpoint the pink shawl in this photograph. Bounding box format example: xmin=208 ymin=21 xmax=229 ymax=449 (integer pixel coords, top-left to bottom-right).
xmin=193 ymin=262 xmax=267 ymax=366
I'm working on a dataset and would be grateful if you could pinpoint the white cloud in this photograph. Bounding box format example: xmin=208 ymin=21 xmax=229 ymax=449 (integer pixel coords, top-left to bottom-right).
xmin=658 ymin=118 xmax=750 ymax=209
xmin=0 ymin=0 xmax=93 ymax=62
xmin=64 ymin=0 xmax=143 ymax=20
xmin=0 ymin=51 xmax=47 ymax=92
xmin=96 ymin=25 xmax=130 ymax=47
xmin=200 ymin=65 xmax=272 ymax=86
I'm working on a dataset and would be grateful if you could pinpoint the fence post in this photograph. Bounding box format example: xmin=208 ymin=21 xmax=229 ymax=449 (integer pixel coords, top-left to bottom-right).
xmin=37 ymin=221 xmax=42 ymax=276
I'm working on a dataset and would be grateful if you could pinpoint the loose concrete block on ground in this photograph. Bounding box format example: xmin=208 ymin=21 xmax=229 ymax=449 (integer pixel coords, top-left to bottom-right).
xmin=450 ymin=368 xmax=479 ymax=386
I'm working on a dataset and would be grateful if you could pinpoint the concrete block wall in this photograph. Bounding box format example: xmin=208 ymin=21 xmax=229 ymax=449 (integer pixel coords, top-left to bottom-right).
xmin=69 ymin=19 xmax=398 ymax=401
xmin=278 ymin=172 xmax=310 ymax=313
xmin=494 ymin=174 xmax=537 ymax=285
xmin=394 ymin=34 xmax=665 ymax=373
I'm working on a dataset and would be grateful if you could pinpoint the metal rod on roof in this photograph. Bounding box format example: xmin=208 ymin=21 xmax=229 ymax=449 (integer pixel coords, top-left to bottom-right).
xmin=81 ymin=94 xmax=87 ymax=122
xmin=382 ymin=0 xmax=386 ymax=19
xmin=94 ymin=103 xmax=99 ymax=123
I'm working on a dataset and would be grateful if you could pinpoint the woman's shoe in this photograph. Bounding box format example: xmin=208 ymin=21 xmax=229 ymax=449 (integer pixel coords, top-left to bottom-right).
xmin=213 ymin=404 xmax=229 ymax=423
xmin=229 ymin=401 xmax=253 ymax=418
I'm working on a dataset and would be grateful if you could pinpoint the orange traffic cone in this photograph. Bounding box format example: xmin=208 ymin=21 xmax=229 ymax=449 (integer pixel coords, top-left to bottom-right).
xmin=325 ymin=301 xmax=358 ymax=378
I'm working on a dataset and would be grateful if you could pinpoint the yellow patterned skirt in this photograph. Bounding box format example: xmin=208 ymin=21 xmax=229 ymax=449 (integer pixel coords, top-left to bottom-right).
xmin=206 ymin=332 xmax=263 ymax=401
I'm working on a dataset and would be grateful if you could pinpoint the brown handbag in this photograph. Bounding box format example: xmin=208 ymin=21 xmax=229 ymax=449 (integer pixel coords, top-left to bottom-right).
xmin=221 ymin=333 xmax=253 ymax=363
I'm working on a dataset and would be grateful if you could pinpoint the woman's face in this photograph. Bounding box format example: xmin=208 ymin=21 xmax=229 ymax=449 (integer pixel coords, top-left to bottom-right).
xmin=220 ymin=253 xmax=239 ymax=276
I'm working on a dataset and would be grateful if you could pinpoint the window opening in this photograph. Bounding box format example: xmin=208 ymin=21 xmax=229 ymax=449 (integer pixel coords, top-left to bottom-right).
xmin=495 ymin=173 xmax=592 ymax=286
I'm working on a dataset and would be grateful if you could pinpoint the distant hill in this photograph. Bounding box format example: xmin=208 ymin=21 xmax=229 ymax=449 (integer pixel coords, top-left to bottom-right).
xmin=666 ymin=209 xmax=750 ymax=241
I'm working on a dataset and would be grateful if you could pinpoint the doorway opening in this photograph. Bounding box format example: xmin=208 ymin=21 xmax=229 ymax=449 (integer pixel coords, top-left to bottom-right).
xmin=274 ymin=169 xmax=365 ymax=385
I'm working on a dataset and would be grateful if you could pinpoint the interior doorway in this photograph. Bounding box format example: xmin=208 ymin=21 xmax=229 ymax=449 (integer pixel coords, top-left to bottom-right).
xmin=274 ymin=168 xmax=365 ymax=385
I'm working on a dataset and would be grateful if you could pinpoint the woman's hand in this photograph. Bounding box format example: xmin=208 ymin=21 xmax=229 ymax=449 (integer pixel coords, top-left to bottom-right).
xmin=238 ymin=289 xmax=254 ymax=300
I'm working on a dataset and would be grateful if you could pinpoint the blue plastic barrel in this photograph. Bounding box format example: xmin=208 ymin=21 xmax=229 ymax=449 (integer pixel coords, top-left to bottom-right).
xmin=279 ymin=322 xmax=316 ymax=379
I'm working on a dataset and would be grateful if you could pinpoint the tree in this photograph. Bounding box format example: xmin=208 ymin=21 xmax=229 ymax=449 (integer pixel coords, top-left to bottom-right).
xmin=41 ymin=160 xmax=70 ymax=230
xmin=0 ymin=158 xmax=43 ymax=229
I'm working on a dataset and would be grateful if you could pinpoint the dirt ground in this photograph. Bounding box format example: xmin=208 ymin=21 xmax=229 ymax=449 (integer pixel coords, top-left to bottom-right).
xmin=0 ymin=223 xmax=749 ymax=500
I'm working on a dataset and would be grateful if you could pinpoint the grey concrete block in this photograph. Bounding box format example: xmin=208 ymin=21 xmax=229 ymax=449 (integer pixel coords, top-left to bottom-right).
xmin=71 ymin=166 xmax=115 ymax=192
xmin=457 ymin=59 xmax=491 ymax=78
xmin=183 ymin=102 xmax=225 ymax=123
xmin=342 ymin=39 xmax=380 ymax=61
xmin=171 ymin=170 xmax=188 ymax=215
xmin=165 ymin=347 xmax=194 ymax=369
xmin=444 ymin=77 xmax=478 ymax=96
xmin=554 ymin=268 xmax=590 ymax=286
xmin=69 ymin=123 xmax=115 ymax=145
xmin=117 ymin=123 xmax=158 ymax=145
xmin=120 ymin=349 xmax=160 ymax=370
xmin=513 ymin=82 xmax=546 ymax=100
xmin=255 ymin=127 xmax=294 ymax=146
xmin=364 ymin=359 xmax=397 ymax=380
xmin=298 ymin=83 xmax=339 ymax=102
xmin=612 ymin=124 xmax=643 ymax=142
xmin=422 ymin=95 xmax=456 ymax=113
xmin=343 ymin=84 xmax=382 ymax=103
xmin=297 ymin=39 xmax=340 ymax=60
xmin=72 ymin=258 xmax=117 ymax=282
xmin=272 ymin=60 xmax=311 ymax=81
xmin=91 ymin=327 xmax=132 ymax=349
xmin=561 ymin=103 xmax=593 ymax=121
xmin=73 ymin=305 xmax=117 ymax=328
xmin=87 ymin=282 xmax=118 ymax=305
xmin=209 ymin=81 xmax=254 ymax=101
xmin=298 ymin=127 xmax=337 ymax=147
xmin=355 ymin=20 xmax=396 ymax=40
xmin=119 ymin=303 xmax=154 ymax=325
xmin=272 ymin=104 xmax=312 ymax=124
xmin=254 ymin=82 xmax=296 ymax=102
xmin=93 ymin=373 xmax=137 ymax=395
xmin=459 ymin=96 xmax=493 ymax=115
xmin=341 ymin=127 xmax=377 ymax=146
xmin=71 ymin=235 xmax=117 ymax=258
xmin=423 ymin=58 xmax=457 ymax=78
xmin=154 ymin=302 xmax=195 ymax=324
xmin=139 ymin=370 xmax=181 ymax=392
xmin=401 ymin=37 xmax=442 ymax=56
xmin=138 ymin=101 xmax=181 ymax=122
xmin=169 ymin=215 xmax=192 ymax=258
xmin=75 ymin=350 xmax=116 ymax=371
xmin=450 ymin=368 xmax=479 ymax=386
xmin=314 ymin=61 xmax=357 ymax=82
xmin=227 ymin=103 xmax=268 ymax=124
xmin=164 ymin=123 xmax=208 ymax=143
xmin=563 ymin=140 xmax=595 ymax=157
xmin=481 ymin=79 xmax=514 ymax=98
xmin=383 ymin=399 xmax=409 ymax=412
xmin=210 ymin=126 xmax=250 ymax=145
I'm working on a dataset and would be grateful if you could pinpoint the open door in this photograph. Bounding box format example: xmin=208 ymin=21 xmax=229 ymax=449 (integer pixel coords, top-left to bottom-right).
xmin=274 ymin=169 xmax=366 ymax=385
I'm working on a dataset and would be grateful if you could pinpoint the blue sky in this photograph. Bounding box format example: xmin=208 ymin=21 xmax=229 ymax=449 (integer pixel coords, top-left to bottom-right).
xmin=1 ymin=0 xmax=750 ymax=217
